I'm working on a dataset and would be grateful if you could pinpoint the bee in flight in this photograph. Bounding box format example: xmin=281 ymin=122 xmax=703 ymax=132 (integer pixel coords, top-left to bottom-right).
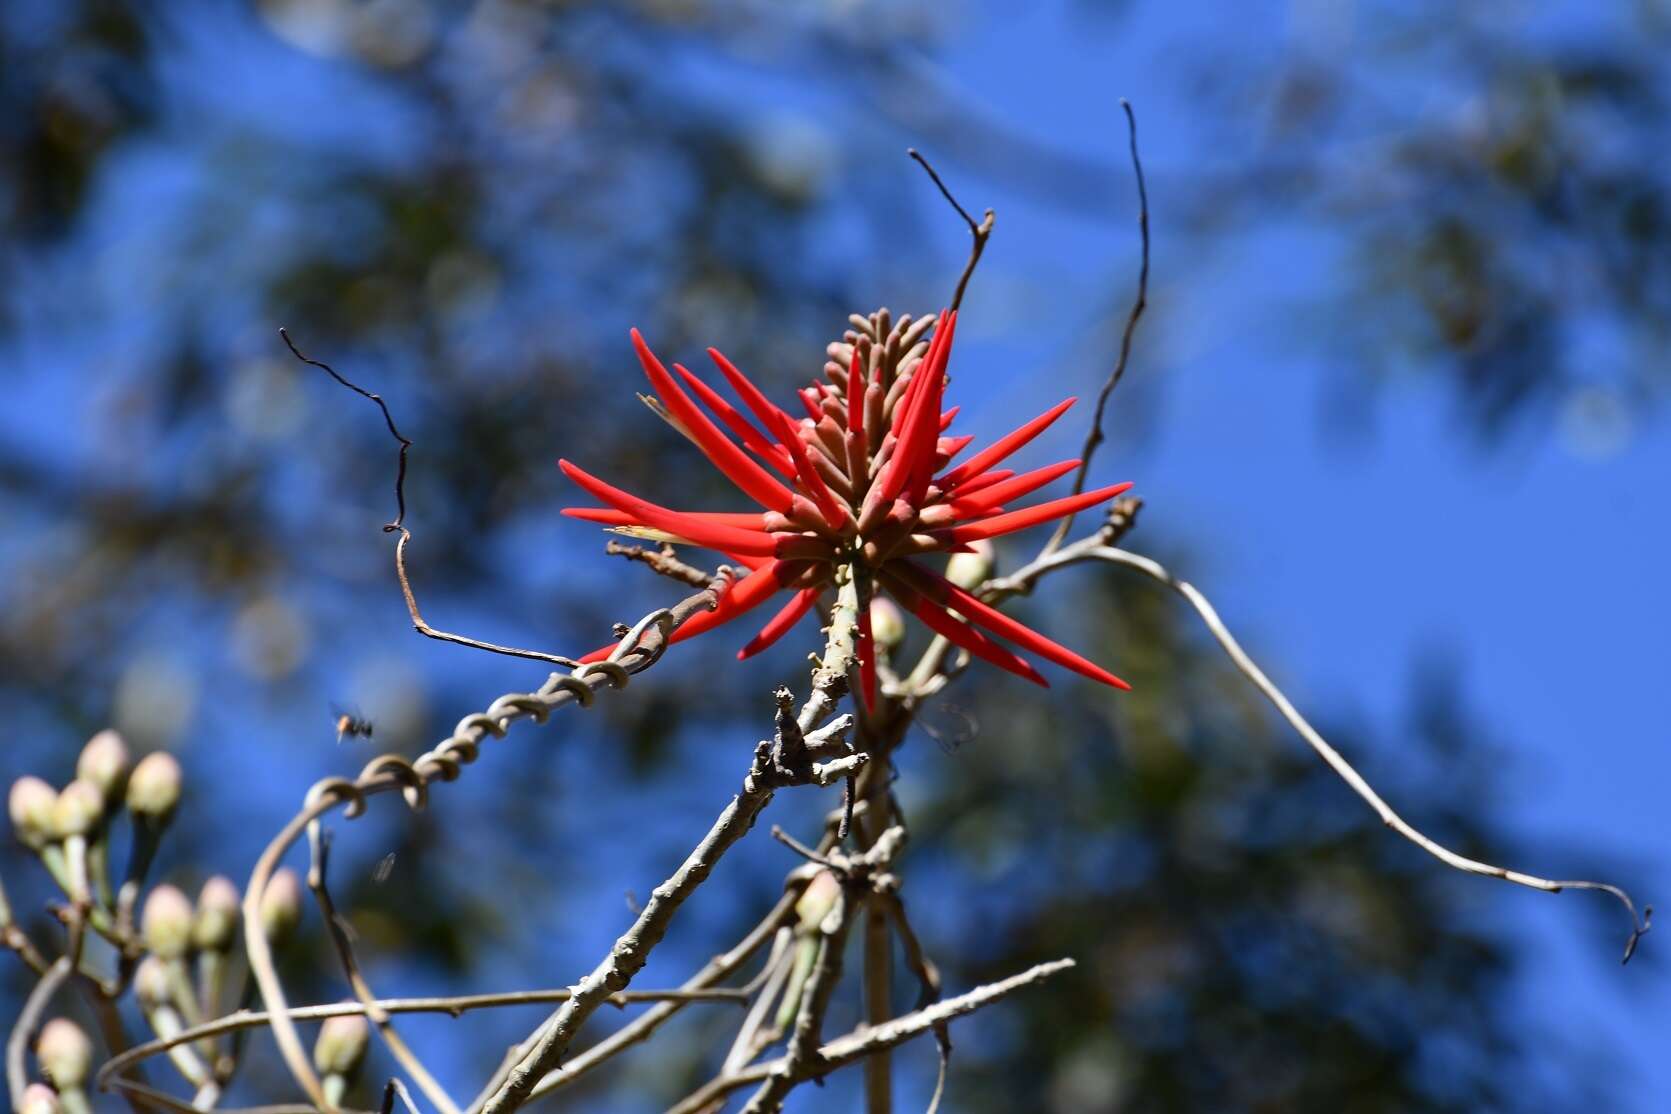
xmin=332 ymin=706 xmax=374 ymax=744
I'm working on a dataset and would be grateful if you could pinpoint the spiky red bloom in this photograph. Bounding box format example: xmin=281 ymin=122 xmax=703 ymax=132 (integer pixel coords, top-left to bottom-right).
xmin=562 ymin=311 xmax=1133 ymax=702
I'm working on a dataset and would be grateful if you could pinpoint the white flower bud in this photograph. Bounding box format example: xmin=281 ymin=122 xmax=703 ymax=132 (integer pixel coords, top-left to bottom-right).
xmin=20 ymin=1083 xmax=61 ymax=1114
xmin=944 ymin=539 xmax=995 ymax=589
xmin=126 ymin=753 xmax=182 ymax=822
xmin=50 ymin=781 xmax=104 ymax=840
xmin=133 ymin=955 xmax=171 ymax=1009
xmin=75 ymin=730 xmax=131 ymax=805
xmin=868 ymin=597 xmax=906 ymax=651
xmin=192 ymin=876 xmax=240 ymax=952
xmin=35 ymin=1018 xmax=93 ymax=1089
xmin=141 ymin=885 xmax=194 ymax=959
xmin=312 ymin=1013 xmax=370 ymax=1077
xmin=8 ymin=777 xmax=57 ymax=849
xmin=260 ymin=868 xmax=304 ymax=944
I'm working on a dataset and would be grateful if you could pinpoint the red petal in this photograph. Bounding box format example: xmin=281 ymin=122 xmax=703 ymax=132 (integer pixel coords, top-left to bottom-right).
xmin=674 ymin=364 xmax=795 ymax=477
xmin=942 ymin=482 xmax=1134 ymax=543
xmin=891 ymin=562 xmax=1129 ymax=690
xmin=772 ymin=413 xmax=849 ymax=529
xmin=563 ymin=507 xmax=769 ymax=529
xmin=879 ymin=569 xmax=1047 ymax=687
xmin=560 ymin=460 xmax=782 ymax=557
xmin=947 ymin=459 xmax=1080 ymax=517
xmin=738 ymin=587 xmax=821 ymax=659
xmin=939 ymin=406 xmax=960 ymax=431
xmin=632 ymin=330 xmax=793 ymax=512
xmin=937 ymin=397 xmax=1077 ymax=490
xmin=874 ymin=311 xmax=952 ymax=506
xmin=948 ymin=469 xmax=1015 ymax=498
xmin=708 ymin=347 xmax=796 ymax=437
xmin=847 ymin=348 xmax=865 ymax=436
xmin=905 ymin=311 xmax=956 ymax=504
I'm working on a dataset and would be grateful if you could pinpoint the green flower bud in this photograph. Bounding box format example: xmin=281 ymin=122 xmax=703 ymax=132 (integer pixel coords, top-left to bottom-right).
xmin=259 ymin=868 xmax=304 ymax=944
xmin=35 ymin=1018 xmax=93 ymax=1090
xmin=126 ymin=753 xmax=182 ymax=823
xmin=868 ymin=597 xmax=906 ymax=651
xmin=20 ymin=1083 xmax=61 ymax=1114
xmin=192 ymin=875 xmax=240 ymax=952
xmin=133 ymin=955 xmax=171 ymax=1009
xmin=75 ymin=730 xmax=130 ymax=805
xmin=944 ymin=539 xmax=995 ymax=590
xmin=794 ymin=869 xmax=842 ymax=932
xmin=50 ymin=781 xmax=104 ymax=841
xmin=312 ymin=1013 xmax=370 ymax=1078
xmin=141 ymin=884 xmax=194 ymax=959
xmin=8 ymin=777 xmax=57 ymax=850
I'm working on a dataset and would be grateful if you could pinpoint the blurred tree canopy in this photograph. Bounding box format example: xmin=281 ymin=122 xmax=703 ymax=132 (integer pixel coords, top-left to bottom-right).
xmin=2 ymin=1 xmax=1657 ymax=1110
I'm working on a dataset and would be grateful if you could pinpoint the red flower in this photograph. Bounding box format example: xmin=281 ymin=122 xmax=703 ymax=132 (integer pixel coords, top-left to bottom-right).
xmin=562 ymin=311 xmax=1132 ymax=703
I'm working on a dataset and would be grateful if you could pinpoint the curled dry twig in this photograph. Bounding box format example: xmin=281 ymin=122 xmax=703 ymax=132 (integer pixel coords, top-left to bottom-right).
xmin=1043 ymin=98 xmax=1150 ymax=556
xmin=280 ymin=329 xmax=584 ymax=669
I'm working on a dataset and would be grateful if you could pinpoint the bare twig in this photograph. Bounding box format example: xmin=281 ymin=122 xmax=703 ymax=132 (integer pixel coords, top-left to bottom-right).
xmin=307 ymin=826 xmax=461 ymax=1114
xmin=1031 ymin=539 xmax=1651 ymax=957
xmin=908 ymin=149 xmax=994 ymax=313
xmin=280 ymin=328 xmax=584 ymax=670
xmin=1042 ymin=99 xmax=1150 ymax=556
xmin=520 ymin=882 xmax=811 ymax=1103
xmin=604 ymin=541 xmax=714 ymax=588
xmin=96 ymin=986 xmax=746 ymax=1094
xmin=667 ymin=959 xmax=1076 ymax=1114
xmin=9 ymin=954 xmax=74 ymax=1109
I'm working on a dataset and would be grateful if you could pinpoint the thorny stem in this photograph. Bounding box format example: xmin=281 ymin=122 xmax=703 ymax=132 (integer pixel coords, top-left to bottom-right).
xmin=478 ymin=585 xmax=866 ymax=1114
xmin=1043 ymin=98 xmax=1150 ymax=557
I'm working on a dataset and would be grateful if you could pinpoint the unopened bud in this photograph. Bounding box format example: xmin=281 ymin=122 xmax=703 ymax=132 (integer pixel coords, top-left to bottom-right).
xmin=312 ymin=1013 xmax=370 ymax=1077
xmin=9 ymin=777 xmax=57 ymax=849
xmin=944 ymin=539 xmax=995 ymax=590
xmin=75 ymin=730 xmax=131 ymax=805
xmin=126 ymin=753 xmax=182 ymax=822
xmin=50 ymin=781 xmax=104 ymax=840
xmin=259 ymin=868 xmax=304 ymax=943
xmin=192 ymin=875 xmax=240 ymax=952
xmin=141 ymin=884 xmax=194 ymax=959
xmin=868 ymin=597 xmax=906 ymax=650
xmin=35 ymin=1018 xmax=93 ymax=1089
xmin=794 ymin=869 xmax=842 ymax=932
xmin=133 ymin=955 xmax=171 ymax=1009
xmin=20 ymin=1083 xmax=61 ymax=1114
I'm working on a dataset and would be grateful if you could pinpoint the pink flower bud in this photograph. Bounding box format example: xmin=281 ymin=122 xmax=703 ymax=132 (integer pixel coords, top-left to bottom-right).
xmin=20 ymin=1083 xmax=61 ymax=1114
xmin=35 ymin=1018 xmax=93 ymax=1089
